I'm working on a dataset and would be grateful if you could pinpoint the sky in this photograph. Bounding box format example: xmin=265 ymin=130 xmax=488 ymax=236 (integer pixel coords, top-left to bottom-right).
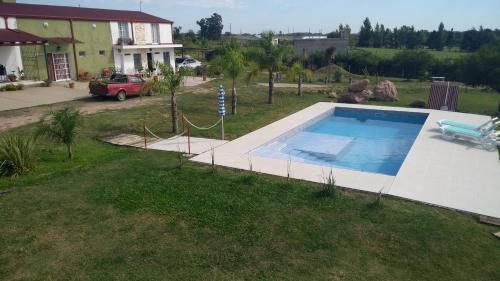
xmin=18 ymin=0 xmax=500 ymax=34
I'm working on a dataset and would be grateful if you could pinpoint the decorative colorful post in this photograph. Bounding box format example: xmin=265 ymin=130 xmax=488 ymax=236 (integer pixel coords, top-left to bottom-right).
xmin=218 ymin=85 xmax=226 ymax=140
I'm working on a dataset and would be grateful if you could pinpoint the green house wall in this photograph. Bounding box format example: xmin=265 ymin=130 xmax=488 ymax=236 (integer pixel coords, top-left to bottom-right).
xmin=17 ymin=18 xmax=114 ymax=81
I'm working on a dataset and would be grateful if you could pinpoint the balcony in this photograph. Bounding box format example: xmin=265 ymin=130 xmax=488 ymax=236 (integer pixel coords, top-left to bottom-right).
xmin=116 ymin=37 xmax=134 ymax=46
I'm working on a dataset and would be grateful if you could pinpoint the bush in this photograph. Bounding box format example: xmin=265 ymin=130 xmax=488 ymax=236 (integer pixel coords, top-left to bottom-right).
xmin=409 ymin=100 xmax=427 ymax=108
xmin=37 ymin=108 xmax=81 ymax=160
xmin=393 ymin=50 xmax=433 ymax=80
xmin=459 ymin=42 xmax=500 ymax=92
xmin=16 ymin=84 xmax=24 ymax=90
xmin=317 ymin=169 xmax=338 ymax=198
xmin=0 ymin=134 xmax=36 ymax=177
xmin=334 ymin=70 xmax=342 ymax=82
xmin=88 ymin=80 xmax=108 ymax=93
xmin=4 ymin=84 xmax=17 ymax=91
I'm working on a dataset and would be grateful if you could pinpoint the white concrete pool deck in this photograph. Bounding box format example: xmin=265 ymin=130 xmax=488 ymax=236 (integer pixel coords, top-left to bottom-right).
xmin=191 ymin=102 xmax=500 ymax=219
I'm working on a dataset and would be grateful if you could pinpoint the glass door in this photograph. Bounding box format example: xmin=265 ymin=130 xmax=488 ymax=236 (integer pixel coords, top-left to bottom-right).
xmin=52 ymin=53 xmax=71 ymax=81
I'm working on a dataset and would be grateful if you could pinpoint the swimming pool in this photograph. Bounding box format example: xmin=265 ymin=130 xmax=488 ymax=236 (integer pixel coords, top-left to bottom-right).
xmin=251 ymin=107 xmax=428 ymax=176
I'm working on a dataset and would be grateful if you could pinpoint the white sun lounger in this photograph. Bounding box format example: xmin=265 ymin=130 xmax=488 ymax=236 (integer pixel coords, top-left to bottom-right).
xmin=438 ymin=121 xmax=499 ymax=151
xmin=436 ymin=117 xmax=498 ymax=131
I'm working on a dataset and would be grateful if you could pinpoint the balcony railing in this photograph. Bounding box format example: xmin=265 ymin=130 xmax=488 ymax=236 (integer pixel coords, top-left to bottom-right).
xmin=117 ymin=37 xmax=134 ymax=46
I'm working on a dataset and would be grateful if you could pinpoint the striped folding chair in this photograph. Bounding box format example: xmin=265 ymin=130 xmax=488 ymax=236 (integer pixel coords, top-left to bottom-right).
xmin=427 ymin=82 xmax=460 ymax=111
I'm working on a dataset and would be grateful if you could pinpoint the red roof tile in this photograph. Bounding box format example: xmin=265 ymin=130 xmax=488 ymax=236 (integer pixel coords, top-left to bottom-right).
xmin=0 ymin=2 xmax=172 ymax=24
xmin=0 ymin=29 xmax=46 ymax=45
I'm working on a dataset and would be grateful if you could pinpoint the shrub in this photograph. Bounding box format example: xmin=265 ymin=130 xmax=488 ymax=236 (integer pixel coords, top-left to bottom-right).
xmin=88 ymin=80 xmax=108 ymax=93
xmin=0 ymin=134 xmax=36 ymax=177
xmin=16 ymin=84 xmax=24 ymax=90
xmin=334 ymin=70 xmax=342 ymax=82
xmin=317 ymin=169 xmax=338 ymax=198
xmin=37 ymin=108 xmax=81 ymax=160
xmin=409 ymin=100 xmax=426 ymax=108
xmin=4 ymin=84 xmax=17 ymax=91
xmin=393 ymin=50 xmax=433 ymax=80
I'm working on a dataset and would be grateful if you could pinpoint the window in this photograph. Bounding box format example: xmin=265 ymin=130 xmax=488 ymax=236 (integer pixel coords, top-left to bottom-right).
xmin=133 ymin=53 xmax=142 ymax=71
xmin=130 ymin=76 xmax=143 ymax=83
xmin=163 ymin=52 xmax=170 ymax=65
xmin=118 ymin=22 xmax=130 ymax=39
xmin=78 ymin=51 xmax=86 ymax=57
xmin=151 ymin=23 xmax=160 ymax=44
xmin=99 ymin=50 xmax=106 ymax=56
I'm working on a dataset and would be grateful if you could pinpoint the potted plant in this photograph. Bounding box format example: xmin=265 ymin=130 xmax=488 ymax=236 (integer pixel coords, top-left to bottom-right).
xmin=68 ymin=81 xmax=75 ymax=89
xmin=18 ymin=68 xmax=25 ymax=80
xmin=102 ymin=67 xmax=112 ymax=78
xmin=7 ymin=73 xmax=17 ymax=82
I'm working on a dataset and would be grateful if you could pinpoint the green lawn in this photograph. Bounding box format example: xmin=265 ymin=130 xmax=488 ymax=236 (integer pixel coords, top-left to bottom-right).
xmin=354 ymin=47 xmax=468 ymax=60
xmin=1 ymin=78 xmax=499 ymax=280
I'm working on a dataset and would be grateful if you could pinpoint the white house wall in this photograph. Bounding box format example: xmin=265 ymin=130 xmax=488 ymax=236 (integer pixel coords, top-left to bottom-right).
xmin=0 ymin=46 xmax=23 ymax=76
xmin=110 ymin=22 xmax=119 ymax=44
xmin=144 ymin=23 xmax=152 ymax=44
xmin=7 ymin=17 xmax=17 ymax=29
xmin=122 ymin=53 xmax=135 ymax=74
xmin=159 ymin=24 xmax=172 ymax=44
xmin=113 ymin=49 xmax=123 ymax=73
xmin=113 ymin=47 xmax=176 ymax=75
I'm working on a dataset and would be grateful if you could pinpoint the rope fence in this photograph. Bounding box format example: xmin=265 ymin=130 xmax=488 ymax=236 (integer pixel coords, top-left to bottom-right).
xmin=142 ymin=113 xmax=223 ymax=154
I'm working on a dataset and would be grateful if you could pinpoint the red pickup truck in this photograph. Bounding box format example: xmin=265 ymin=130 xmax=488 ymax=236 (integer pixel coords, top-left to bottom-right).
xmin=89 ymin=74 xmax=148 ymax=101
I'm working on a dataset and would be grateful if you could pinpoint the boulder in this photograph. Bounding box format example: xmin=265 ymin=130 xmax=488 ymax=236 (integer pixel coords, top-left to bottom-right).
xmin=348 ymin=79 xmax=370 ymax=93
xmin=339 ymin=90 xmax=373 ymax=104
xmin=372 ymin=80 xmax=398 ymax=101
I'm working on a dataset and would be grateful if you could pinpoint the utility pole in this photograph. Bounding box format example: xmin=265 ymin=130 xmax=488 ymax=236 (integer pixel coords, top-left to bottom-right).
xmin=139 ymin=0 xmax=142 ymax=11
xmin=230 ymin=23 xmax=232 ymax=34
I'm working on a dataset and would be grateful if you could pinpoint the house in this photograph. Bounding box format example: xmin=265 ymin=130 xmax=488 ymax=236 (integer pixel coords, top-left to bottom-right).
xmin=0 ymin=0 xmax=181 ymax=82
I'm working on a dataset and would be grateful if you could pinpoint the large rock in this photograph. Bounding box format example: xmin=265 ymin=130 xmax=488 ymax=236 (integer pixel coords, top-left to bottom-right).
xmin=339 ymin=90 xmax=373 ymax=104
xmin=348 ymin=79 xmax=370 ymax=93
xmin=372 ymin=80 xmax=398 ymax=101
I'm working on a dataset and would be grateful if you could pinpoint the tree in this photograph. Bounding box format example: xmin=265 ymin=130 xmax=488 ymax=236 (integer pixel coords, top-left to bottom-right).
xmin=173 ymin=26 xmax=182 ymax=40
xmin=357 ymin=17 xmax=373 ymax=47
xmin=428 ymin=22 xmax=446 ymax=50
xmin=37 ymin=108 xmax=81 ymax=160
xmin=393 ymin=50 xmax=433 ymax=80
xmin=373 ymin=23 xmax=383 ymax=48
xmin=460 ymin=42 xmax=500 ymax=92
xmin=247 ymin=32 xmax=292 ymax=104
xmin=196 ymin=13 xmax=224 ymax=40
xmin=144 ymin=64 xmax=186 ymax=133
xmin=217 ymin=48 xmax=246 ymax=114
xmin=287 ymin=62 xmax=313 ymax=97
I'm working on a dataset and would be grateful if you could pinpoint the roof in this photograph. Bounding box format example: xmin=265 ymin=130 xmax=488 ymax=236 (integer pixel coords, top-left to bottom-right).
xmin=0 ymin=2 xmax=172 ymax=24
xmin=0 ymin=29 xmax=46 ymax=45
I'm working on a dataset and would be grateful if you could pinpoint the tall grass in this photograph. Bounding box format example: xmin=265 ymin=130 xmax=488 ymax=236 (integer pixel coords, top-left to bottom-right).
xmin=0 ymin=134 xmax=36 ymax=177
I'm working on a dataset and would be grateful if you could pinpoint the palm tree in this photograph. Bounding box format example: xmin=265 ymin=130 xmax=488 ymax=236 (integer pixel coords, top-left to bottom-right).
xmin=218 ymin=48 xmax=245 ymax=114
xmin=248 ymin=32 xmax=291 ymax=104
xmin=146 ymin=64 xmax=186 ymax=134
xmin=287 ymin=62 xmax=313 ymax=97
xmin=37 ymin=107 xmax=81 ymax=160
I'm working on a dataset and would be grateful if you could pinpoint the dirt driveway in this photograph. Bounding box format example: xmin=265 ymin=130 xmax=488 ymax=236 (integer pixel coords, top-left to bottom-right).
xmin=0 ymin=76 xmax=214 ymax=132
xmin=0 ymin=95 xmax=164 ymax=132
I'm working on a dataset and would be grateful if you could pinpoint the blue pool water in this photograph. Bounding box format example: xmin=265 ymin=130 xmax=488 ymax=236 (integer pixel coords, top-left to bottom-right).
xmin=251 ymin=108 xmax=428 ymax=176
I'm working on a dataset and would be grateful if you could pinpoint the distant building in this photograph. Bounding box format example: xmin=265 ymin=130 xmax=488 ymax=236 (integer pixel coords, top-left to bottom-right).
xmin=292 ymin=38 xmax=348 ymax=57
xmin=301 ymin=36 xmax=327 ymax=40
xmin=292 ymin=26 xmax=350 ymax=58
